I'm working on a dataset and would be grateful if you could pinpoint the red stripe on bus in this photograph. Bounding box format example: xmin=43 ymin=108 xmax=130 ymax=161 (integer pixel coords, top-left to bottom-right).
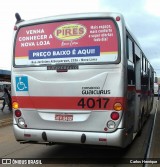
xmin=12 ymin=96 xmax=125 ymax=110
xmin=127 ymin=86 xmax=151 ymax=94
xmin=127 ymin=85 xmax=136 ymax=91
xmin=128 ymin=86 xmax=140 ymax=93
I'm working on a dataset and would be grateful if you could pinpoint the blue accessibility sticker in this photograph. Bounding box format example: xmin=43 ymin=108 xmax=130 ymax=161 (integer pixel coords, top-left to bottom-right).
xmin=16 ymin=76 xmax=28 ymax=91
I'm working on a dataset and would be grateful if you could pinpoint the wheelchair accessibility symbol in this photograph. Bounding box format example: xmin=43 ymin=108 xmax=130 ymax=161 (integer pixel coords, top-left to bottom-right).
xmin=16 ymin=76 xmax=28 ymax=91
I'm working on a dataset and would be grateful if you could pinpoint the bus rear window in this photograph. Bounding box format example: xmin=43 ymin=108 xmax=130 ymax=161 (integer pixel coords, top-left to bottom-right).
xmin=14 ymin=19 xmax=119 ymax=66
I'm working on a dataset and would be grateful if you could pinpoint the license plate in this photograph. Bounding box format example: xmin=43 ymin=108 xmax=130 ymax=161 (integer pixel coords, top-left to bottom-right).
xmin=55 ymin=114 xmax=73 ymax=121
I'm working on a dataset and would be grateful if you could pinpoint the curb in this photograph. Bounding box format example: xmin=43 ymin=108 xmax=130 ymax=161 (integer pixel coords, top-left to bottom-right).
xmin=0 ymin=118 xmax=13 ymax=128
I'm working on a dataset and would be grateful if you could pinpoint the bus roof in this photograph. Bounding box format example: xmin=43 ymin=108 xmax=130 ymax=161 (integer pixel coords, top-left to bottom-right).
xmin=16 ymin=12 xmax=125 ymax=27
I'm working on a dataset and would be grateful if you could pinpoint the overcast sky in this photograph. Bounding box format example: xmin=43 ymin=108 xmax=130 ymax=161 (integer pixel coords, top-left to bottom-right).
xmin=1 ymin=0 xmax=160 ymax=76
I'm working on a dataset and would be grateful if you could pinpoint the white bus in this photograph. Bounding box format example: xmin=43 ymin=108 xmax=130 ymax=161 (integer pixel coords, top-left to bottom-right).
xmin=12 ymin=13 xmax=154 ymax=148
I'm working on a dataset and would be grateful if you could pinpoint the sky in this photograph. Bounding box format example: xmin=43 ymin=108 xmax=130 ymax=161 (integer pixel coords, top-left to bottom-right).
xmin=1 ymin=0 xmax=160 ymax=76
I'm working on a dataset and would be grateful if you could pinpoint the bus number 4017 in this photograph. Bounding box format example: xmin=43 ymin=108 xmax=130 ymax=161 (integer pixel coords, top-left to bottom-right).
xmin=77 ymin=98 xmax=109 ymax=109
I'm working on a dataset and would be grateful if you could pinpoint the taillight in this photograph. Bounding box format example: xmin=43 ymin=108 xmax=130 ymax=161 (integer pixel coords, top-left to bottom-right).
xmin=18 ymin=117 xmax=27 ymax=128
xmin=111 ymin=112 xmax=119 ymax=120
xmin=15 ymin=110 xmax=21 ymax=117
xmin=12 ymin=102 xmax=19 ymax=109
xmin=18 ymin=118 xmax=25 ymax=126
xmin=113 ymin=102 xmax=122 ymax=111
xmin=107 ymin=121 xmax=116 ymax=129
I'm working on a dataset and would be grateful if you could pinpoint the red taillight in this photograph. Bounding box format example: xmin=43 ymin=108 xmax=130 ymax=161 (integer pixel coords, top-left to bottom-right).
xmin=111 ymin=112 xmax=119 ymax=120
xmin=15 ymin=110 xmax=21 ymax=117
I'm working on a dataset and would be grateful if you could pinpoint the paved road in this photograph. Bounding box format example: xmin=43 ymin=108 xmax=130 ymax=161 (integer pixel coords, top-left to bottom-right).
xmin=148 ymin=98 xmax=160 ymax=160
xmin=0 ymin=102 xmax=12 ymax=128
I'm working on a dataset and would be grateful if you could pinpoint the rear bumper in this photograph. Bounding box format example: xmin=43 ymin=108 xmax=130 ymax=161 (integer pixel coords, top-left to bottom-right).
xmin=13 ymin=124 xmax=128 ymax=148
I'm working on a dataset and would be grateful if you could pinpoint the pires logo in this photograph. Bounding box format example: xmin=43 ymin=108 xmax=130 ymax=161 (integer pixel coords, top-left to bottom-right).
xmin=54 ymin=24 xmax=86 ymax=41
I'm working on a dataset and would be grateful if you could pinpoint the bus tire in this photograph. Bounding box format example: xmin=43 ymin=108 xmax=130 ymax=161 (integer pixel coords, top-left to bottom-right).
xmin=137 ymin=110 xmax=144 ymax=137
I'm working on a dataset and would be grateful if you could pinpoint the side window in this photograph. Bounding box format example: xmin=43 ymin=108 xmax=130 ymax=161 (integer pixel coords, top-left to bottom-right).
xmin=150 ymin=67 xmax=154 ymax=90
xmin=127 ymin=36 xmax=135 ymax=85
xmin=141 ymin=53 xmax=143 ymax=73
xmin=146 ymin=60 xmax=148 ymax=74
xmin=143 ymin=56 xmax=146 ymax=73
xmin=134 ymin=44 xmax=141 ymax=58
xmin=127 ymin=37 xmax=134 ymax=62
xmin=141 ymin=54 xmax=149 ymax=86
xmin=142 ymin=55 xmax=148 ymax=74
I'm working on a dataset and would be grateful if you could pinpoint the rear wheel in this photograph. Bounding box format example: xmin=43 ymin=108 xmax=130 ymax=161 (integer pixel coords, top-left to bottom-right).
xmin=137 ymin=111 xmax=144 ymax=136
